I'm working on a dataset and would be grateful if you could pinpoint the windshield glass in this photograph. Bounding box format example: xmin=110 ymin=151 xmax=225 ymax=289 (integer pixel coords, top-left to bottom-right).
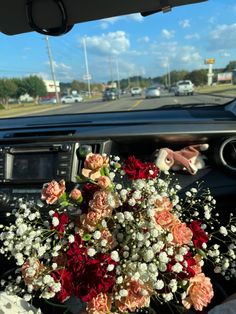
xmin=0 ymin=0 xmax=235 ymax=118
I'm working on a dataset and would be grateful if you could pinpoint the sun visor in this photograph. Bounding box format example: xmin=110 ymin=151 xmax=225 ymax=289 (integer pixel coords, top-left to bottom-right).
xmin=0 ymin=0 xmax=207 ymax=36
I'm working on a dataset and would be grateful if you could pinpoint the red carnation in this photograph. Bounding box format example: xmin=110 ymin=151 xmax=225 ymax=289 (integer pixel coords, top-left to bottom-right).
xmin=51 ymin=212 xmax=69 ymax=235
xmin=167 ymin=251 xmax=197 ymax=279
xmin=52 ymin=269 xmax=74 ymax=302
xmin=74 ymin=253 xmax=117 ymax=302
xmin=80 ymin=183 xmax=100 ymax=213
xmin=66 ymin=243 xmax=117 ymax=302
xmin=123 ymin=156 xmax=158 ymax=180
xmin=189 ymin=220 xmax=209 ymax=249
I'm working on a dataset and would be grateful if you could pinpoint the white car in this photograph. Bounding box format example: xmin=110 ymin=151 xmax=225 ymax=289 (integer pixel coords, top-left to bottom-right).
xmin=131 ymin=87 xmax=142 ymax=96
xmin=61 ymin=95 xmax=83 ymax=103
xmin=145 ymin=86 xmax=161 ymax=99
xmin=175 ymin=80 xmax=194 ymax=96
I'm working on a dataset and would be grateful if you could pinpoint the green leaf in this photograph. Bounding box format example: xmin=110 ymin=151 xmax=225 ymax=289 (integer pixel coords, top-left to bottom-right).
xmin=104 ymin=166 xmax=110 ymax=176
xmin=60 ymin=201 xmax=69 ymax=207
xmin=59 ymin=192 xmax=68 ymax=202
xmin=114 ymin=162 xmax=121 ymax=169
xmin=100 ymin=167 xmax=105 ymax=176
xmin=77 ymin=195 xmax=83 ymax=204
xmin=76 ymin=174 xmax=87 ymax=182
xmin=197 ymin=249 xmax=206 ymax=258
xmin=83 ymin=234 xmax=92 ymax=241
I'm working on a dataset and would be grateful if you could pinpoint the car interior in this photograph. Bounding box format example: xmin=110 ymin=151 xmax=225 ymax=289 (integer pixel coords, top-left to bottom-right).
xmin=0 ymin=0 xmax=235 ymax=313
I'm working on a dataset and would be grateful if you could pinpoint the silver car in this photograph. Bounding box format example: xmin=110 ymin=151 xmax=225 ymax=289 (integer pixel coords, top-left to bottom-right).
xmin=145 ymin=86 xmax=161 ymax=99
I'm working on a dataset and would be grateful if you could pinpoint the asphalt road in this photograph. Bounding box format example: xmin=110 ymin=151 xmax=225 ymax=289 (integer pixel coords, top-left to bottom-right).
xmin=30 ymin=91 xmax=233 ymax=116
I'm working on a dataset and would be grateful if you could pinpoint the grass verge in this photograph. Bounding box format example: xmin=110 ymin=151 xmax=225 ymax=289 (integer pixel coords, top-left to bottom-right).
xmin=196 ymin=84 xmax=236 ymax=97
xmin=0 ymin=102 xmax=59 ymax=118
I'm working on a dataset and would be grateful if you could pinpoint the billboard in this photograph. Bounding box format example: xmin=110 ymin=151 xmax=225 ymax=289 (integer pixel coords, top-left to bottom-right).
xmin=204 ymin=58 xmax=215 ymax=64
xmin=43 ymin=80 xmax=60 ymax=93
xmin=217 ymin=72 xmax=233 ymax=82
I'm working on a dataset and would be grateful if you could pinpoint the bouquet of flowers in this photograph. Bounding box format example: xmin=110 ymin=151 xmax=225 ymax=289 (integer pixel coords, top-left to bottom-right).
xmin=0 ymin=153 xmax=235 ymax=314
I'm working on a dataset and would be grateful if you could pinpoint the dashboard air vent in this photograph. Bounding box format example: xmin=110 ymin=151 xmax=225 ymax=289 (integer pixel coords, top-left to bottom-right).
xmin=4 ymin=130 xmax=76 ymax=139
xmin=218 ymin=137 xmax=236 ymax=171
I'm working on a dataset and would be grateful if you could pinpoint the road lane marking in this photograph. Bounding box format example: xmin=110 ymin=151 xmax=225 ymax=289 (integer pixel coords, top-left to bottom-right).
xmin=128 ymin=99 xmax=143 ymax=111
xmin=79 ymin=101 xmax=113 ymax=113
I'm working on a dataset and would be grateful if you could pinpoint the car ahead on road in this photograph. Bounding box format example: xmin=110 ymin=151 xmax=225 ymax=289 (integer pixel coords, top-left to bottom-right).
xmin=145 ymin=86 xmax=161 ymax=99
xmin=131 ymin=87 xmax=142 ymax=96
xmin=61 ymin=95 xmax=83 ymax=104
xmin=175 ymin=80 xmax=194 ymax=96
xmin=39 ymin=97 xmax=57 ymax=104
xmin=102 ymin=88 xmax=120 ymax=101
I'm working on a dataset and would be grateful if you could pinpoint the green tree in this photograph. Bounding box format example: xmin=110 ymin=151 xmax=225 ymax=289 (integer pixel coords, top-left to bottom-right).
xmin=71 ymin=80 xmax=81 ymax=93
xmin=169 ymin=70 xmax=189 ymax=84
xmin=22 ymin=76 xmax=47 ymax=101
xmin=0 ymin=78 xmax=17 ymax=104
xmin=225 ymin=61 xmax=236 ymax=72
xmin=11 ymin=78 xmax=28 ymax=98
xmin=185 ymin=69 xmax=208 ymax=86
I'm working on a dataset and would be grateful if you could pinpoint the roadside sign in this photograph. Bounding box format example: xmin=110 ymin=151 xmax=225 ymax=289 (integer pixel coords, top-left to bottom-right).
xmin=83 ymin=74 xmax=92 ymax=80
xmin=217 ymin=72 xmax=232 ymax=82
xmin=204 ymin=58 xmax=215 ymax=65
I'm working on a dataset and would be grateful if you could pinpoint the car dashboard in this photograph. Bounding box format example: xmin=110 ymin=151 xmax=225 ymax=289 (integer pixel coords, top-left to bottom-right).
xmin=0 ymin=106 xmax=236 ymax=210
xmin=0 ymin=106 xmax=236 ymax=313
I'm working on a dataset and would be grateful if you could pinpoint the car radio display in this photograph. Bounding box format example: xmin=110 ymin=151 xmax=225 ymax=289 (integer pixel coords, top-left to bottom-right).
xmin=9 ymin=153 xmax=55 ymax=181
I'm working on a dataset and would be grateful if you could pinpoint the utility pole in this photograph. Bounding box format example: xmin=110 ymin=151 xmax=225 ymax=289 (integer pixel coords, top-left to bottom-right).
xmin=167 ymin=57 xmax=171 ymax=88
xmin=109 ymin=55 xmax=114 ymax=85
xmin=83 ymin=37 xmax=91 ymax=97
xmin=45 ymin=36 xmax=60 ymax=104
xmin=116 ymin=59 xmax=120 ymax=91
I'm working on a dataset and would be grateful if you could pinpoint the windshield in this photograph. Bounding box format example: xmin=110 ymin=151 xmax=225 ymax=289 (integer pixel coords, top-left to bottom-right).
xmin=0 ymin=0 xmax=236 ymax=118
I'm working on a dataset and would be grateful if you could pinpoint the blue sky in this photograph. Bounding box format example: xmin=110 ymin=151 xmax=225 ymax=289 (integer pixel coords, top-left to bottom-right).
xmin=0 ymin=0 xmax=236 ymax=83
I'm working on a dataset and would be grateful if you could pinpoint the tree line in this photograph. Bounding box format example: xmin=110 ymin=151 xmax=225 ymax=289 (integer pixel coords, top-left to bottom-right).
xmin=0 ymin=76 xmax=47 ymax=104
xmin=1 ymin=61 xmax=235 ymax=104
xmin=118 ymin=60 xmax=236 ymax=89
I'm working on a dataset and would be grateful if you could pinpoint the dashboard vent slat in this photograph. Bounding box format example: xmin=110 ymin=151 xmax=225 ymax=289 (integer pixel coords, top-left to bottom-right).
xmin=4 ymin=130 xmax=76 ymax=139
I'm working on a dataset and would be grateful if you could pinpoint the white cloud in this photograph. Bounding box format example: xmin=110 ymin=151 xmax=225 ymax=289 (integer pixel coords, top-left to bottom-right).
xmin=218 ymin=50 xmax=231 ymax=58
xmin=128 ymin=13 xmax=144 ymax=22
xmin=83 ymin=31 xmax=130 ymax=56
xmin=137 ymin=36 xmax=150 ymax=43
xmin=208 ymin=16 xmax=216 ymax=24
xmin=31 ymin=72 xmax=50 ymax=80
xmin=209 ymin=23 xmax=236 ymax=50
xmin=127 ymin=50 xmax=148 ymax=57
xmin=100 ymin=13 xmax=143 ymax=29
xmin=179 ymin=19 xmax=191 ymax=28
xmin=53 ymin=62 xmax=71 ymax=71
xmin=100 ymin=22 xmax=109 ymax=30
xmin=150 ymin=41 xmax=202 ymax=72
xmin=45 ymin=61 xmax=74 ymax=81
xmin=162 ymin=29 xmax=175 ymax=39
xmin=185 ymin=33 xmax=200 ymax=40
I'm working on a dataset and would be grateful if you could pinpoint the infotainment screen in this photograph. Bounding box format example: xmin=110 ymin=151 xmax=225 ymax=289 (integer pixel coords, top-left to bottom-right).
xmin=7 ymin=152 xmax=56 ymax=181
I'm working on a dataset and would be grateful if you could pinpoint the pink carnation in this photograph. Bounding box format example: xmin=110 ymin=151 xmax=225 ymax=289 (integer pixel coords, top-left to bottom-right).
xmin=87 ymin=293 xmax=111 ymax=314
xmin=172 ymin=222 xmax=193 ymax=245
xmin=89 ymin=190 xmax=113 ymax=218
xmin=41 ymin=179 xmax=65 ymax=204
xmin=82 ymin=153 xmax=109 ymax=180
xmin=182 ymin=273 xmax=214 ymax=311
